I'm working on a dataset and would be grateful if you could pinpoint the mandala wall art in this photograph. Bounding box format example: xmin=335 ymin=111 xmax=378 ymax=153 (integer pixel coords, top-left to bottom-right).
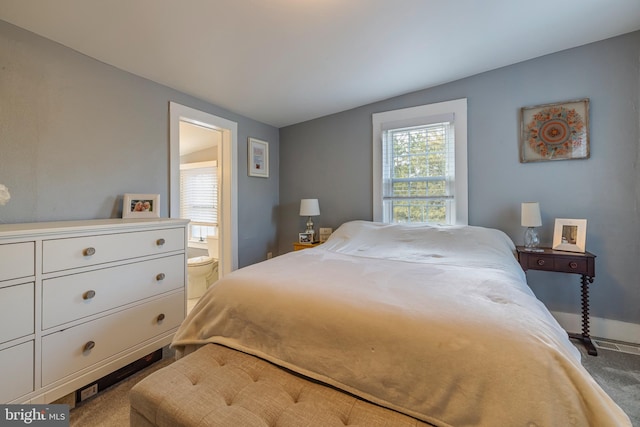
xmin=519 ymin=99 xmax=590 ymax=163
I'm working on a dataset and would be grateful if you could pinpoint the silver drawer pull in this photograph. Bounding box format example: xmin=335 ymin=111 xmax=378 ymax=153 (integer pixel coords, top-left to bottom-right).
xmin=83 ymin=247 xmax=96 ymax=256
xmin=83 ymin=341 xmax=96 ymax=352
xmin=83 ymin=290 xmax=96 ymax=300
xmin=156 ymin=273 xmax=166 ymax=281
xmin=569 ymin=261 xmax=578 ymax=269
xmin=156 ymin=238 xmax=166 ymax=246
xmin=157 ymin=313 xmax=165 ymax=322
xmin=536 ymin=259 xmax=545 ymax=266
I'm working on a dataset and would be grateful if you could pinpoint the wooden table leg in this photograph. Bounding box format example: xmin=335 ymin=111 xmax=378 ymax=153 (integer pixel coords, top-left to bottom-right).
xmin=569 ymin=275 xmax=597 ymax=356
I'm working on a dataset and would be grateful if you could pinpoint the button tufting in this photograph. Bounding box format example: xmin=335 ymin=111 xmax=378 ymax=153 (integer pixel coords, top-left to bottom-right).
xmin=342 ymin=400 xmax=356 ymax=425
xmin=290 ymin=389 xmax=302 ymax=404
xmin=132 ymin=344 xmax=435 ymax=427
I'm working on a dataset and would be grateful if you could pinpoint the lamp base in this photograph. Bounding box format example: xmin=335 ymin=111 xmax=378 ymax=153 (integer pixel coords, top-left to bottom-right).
xmin=305 ymin=217 xmax=315 ymax=235
xmin=524 ymin=227 xmax=540 ymax=249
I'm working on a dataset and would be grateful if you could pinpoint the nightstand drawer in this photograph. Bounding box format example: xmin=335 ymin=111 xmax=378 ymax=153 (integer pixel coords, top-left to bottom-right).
xmin=553 ymin=257 xmax=589 ymax=274
xmin=523 ymin=254 xmax=556 ymax=271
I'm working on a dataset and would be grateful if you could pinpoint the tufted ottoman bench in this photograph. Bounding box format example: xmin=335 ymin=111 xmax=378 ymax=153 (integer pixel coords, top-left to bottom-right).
xmin=130 ymin=343 xmax=432 ymax=426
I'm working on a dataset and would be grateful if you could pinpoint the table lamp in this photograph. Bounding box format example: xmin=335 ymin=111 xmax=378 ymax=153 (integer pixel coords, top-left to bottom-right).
xmin=299 ymin=199 xmax=320 ymax=235
xmin=521 ymin=202 xmax=542 ymax=250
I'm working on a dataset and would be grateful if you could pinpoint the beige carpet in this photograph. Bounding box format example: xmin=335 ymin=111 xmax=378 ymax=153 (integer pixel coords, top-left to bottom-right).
xmin=70 ymin=342 xmax=640 ymax=427
xmin=69 ymin=357 xmax=173 ymax=427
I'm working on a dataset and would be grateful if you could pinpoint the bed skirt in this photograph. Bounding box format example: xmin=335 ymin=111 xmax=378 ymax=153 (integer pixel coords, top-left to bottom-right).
xmin=129 ymin=343 xmax=432 ymax=427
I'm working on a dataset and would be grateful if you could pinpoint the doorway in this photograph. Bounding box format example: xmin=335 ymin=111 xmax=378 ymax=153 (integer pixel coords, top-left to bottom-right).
xmin=169 ymin=102 xmax=238 ymax=276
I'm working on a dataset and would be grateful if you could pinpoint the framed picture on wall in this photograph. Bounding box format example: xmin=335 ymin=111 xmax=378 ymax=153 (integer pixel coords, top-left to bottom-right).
xmin=248 ymin=137 xmax=269 ymax=178
xmin=122 ymin=193 xmax=160 ymax=219
xmin=552 ymin=218 xmax=587 ymax=253
xmin=520 ymin=98 xmax=590 ymax=163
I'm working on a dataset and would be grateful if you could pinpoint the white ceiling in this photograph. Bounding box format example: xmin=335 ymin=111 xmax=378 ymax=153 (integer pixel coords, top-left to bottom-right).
xmin=2 ymin=0 xmax=640 ymax=128
xmin=179 ymin=121 xmax=219 ymax=157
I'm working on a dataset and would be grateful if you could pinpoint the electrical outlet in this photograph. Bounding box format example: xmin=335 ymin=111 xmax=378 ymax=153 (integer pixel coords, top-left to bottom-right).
xmin=266 ymin=252 xmax=273 ymax=259
xmin=79 ymin=383 xmax=98 ymax=401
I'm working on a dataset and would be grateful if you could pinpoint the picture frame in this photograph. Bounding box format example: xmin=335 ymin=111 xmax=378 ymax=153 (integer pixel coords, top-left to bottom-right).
xmin=520 ymin=98 xmax=590 ymax=163
xmin=319 ymin=227 xmax=333 ymax=243
xmin=122 ymin=193 xmax=160 ymax=219
xmin=552 ymin=218 xmax=587 ymax=253
xmin=298 ymin=232 xmax=313 ymax=244
xmin=248 ymin=137 xmax=269 ymax=178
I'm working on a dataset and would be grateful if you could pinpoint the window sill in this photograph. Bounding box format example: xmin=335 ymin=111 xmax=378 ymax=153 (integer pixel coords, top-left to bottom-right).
xmin=188 ymin=240 xmax=208 ymax=250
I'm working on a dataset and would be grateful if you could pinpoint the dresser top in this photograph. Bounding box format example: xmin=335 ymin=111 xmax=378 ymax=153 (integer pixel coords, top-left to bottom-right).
xmin=0 ymin=218 xmax=190 ymax=239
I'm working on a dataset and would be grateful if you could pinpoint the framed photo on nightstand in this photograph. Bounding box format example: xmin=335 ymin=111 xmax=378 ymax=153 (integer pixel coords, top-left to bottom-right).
xmin=319 ymin=227 xmax=333 ymax=243
xmin=552 ymin=218 xmax=587 ymax=253
xmin=298 ymin=232 xmax=313 ymax=244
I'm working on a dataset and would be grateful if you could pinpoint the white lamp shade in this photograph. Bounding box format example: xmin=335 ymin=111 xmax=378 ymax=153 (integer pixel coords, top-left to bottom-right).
xmin=521 ymin=202 xmax=542 ymax=227
xmin=300 ymin=199 xmax=320 ymax=216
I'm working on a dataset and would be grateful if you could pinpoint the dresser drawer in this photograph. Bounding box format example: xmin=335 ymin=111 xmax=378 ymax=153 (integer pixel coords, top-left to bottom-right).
xmin=0 ymin=341 xmax=34 ymax=402
xmin=41 ymin=291 xmax=184 ymax=386
xmin=42 ymin=254 xmax=185 ymax=329
xmin=0 ymin=242 xmax=34 ymax=282
xmin=42 ymin=228 xmax=185 ymax=273
xmin=0 ymin=282 xmax=34 ymax=344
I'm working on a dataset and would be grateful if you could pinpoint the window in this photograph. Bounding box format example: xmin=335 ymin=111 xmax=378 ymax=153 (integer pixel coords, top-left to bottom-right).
xmin=382 ymin=122 xmax=453 ymax=223
xmin=373 ymin=98 xmax=467 ymax=225
xmin=180 ymin=161 xmax=218 ymax=241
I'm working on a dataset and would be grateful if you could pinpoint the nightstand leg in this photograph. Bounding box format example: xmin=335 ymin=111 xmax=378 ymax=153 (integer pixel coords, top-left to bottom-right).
xmin=569 ymin=275 xmax=597 ymax=356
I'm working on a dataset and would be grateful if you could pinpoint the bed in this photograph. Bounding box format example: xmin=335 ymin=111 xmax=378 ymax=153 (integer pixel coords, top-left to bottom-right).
xmin=130 ymin=220 xmax=631 ymax=426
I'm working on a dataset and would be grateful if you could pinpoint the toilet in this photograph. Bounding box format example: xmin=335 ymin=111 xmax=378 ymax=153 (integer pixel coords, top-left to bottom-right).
xmin=187 ymin=235 xmax=219 ymax=299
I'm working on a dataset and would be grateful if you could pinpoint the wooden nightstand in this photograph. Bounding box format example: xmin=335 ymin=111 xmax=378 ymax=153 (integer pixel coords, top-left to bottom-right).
xmin=293 ymin=242 xmax=322 ymax=251
xmin=516 ymin=246 xmax=598 ymax=356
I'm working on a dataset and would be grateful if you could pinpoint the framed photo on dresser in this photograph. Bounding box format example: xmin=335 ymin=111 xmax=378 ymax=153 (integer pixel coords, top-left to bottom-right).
xmin=122 ymin=193 xmax=160 ymax=219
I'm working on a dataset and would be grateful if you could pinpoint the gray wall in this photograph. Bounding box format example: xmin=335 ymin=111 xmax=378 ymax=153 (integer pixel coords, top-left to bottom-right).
xmin=0 ymin=20 xmax=279 ymax=268
xmin=279 ymin=31 xmax=640 ymax=326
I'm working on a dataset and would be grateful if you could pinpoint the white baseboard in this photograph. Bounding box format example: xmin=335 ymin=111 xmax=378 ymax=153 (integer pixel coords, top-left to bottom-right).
xmin=551 ymin=311 xmax=640 ymax=345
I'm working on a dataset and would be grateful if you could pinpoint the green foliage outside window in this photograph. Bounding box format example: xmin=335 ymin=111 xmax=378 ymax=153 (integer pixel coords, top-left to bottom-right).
xmin=388 ymin=125 xmax=449 ymax=223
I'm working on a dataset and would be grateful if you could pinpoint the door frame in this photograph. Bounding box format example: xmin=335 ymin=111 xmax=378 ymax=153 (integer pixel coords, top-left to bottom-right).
xmin=169 ymin=102 xmax=238 ymax=275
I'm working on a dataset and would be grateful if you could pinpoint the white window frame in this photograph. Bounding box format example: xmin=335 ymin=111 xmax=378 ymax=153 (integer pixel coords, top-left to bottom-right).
xmin=372 ymin=98 xmax=468 ymax=225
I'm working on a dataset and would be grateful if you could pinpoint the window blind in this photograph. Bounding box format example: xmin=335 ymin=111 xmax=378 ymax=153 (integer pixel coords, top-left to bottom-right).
xmin=381 ymin=119 xmax=455 ymax=224
xmin=180 ymin=165 xmax=218 ymax=232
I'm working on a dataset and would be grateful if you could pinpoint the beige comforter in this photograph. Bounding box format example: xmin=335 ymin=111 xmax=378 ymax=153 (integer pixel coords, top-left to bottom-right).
xmin=172 ymin=221 xmax=631 ymax=427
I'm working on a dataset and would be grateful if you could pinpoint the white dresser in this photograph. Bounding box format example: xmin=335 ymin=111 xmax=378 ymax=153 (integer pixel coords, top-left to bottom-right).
xmin=0 ymin=218 xmax=189 ymax=404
